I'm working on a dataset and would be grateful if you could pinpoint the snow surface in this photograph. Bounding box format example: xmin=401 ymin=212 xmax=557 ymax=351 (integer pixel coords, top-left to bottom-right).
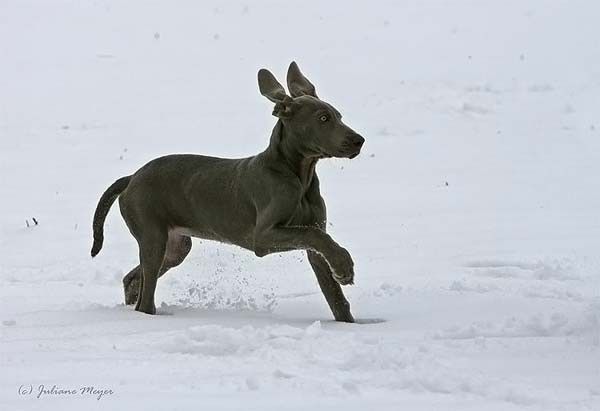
xmin=1 ymin=1 xmax=599 ymax=410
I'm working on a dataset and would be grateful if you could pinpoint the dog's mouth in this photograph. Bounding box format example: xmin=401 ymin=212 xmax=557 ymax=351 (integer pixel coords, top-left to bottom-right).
xmin=339 ymin=143 xmax=363 ymax=159
xmin=347 ymin=151 xmax=360 ymax=159
xmin=327 ymin=148 xmax=361 ymax=159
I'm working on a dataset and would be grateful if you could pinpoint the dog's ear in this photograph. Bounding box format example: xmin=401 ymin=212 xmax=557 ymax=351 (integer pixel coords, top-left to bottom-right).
xmin=258 ymin=68 xmax=295 ymax=118
xmin=287 ymin=61 xmax=318 ymax=98
xmin=258 ymin=69 xmax=287 ymax=102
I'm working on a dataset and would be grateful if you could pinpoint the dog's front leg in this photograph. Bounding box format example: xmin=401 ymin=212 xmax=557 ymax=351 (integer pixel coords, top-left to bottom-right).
xmin=307 ymin=250 xmax=354 ymax=322
xmin=254 ymin=225 xmax=354 ymax=285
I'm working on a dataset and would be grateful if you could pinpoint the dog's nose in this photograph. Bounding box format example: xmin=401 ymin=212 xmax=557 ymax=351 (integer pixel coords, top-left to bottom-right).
xmin=349 ymin=134 xmax=365 ymax=148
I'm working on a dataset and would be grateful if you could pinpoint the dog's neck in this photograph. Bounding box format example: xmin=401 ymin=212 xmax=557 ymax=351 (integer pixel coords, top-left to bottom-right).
xmin=264 ymin=120 xmax=319 ymax=190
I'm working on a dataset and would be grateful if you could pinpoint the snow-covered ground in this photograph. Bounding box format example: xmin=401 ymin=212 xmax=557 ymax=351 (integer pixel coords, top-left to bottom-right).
xmin=1 ymin=1 xmax=599 ymax=410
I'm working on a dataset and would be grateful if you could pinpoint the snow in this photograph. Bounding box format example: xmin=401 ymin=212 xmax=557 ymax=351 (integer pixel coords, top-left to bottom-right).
xmin=1 ymin=1 xmax=599 ymax=410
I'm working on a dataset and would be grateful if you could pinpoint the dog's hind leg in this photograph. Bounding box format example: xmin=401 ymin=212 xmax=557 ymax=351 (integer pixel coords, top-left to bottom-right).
xmin=307 ymin=250 xmax=354 ymax=323
xmin=162 ymin=234 xmax=192 ymax=273
xmin=124 ymin=234 xmax=192 ymax=306
xmin=123 ymin=265 xmax=142 ymax=305
xmin=134 ymin=227 xmax=168 ymax=315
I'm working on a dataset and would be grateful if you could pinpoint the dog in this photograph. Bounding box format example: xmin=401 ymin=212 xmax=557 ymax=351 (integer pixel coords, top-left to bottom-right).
xmin=91 ymin=62 xmax=364 ymax=322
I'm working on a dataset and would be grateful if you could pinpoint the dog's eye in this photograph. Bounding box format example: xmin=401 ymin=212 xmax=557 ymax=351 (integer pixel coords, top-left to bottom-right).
xmin=319 ymin=114 xmax=329 ymax=122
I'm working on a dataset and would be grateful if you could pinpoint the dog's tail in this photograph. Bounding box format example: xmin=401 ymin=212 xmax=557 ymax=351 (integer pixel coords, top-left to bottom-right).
xmin=91 ymin=176 xmax=131 ymax=257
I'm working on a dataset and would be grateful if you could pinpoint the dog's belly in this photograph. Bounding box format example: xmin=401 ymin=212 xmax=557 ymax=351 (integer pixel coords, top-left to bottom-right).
xmin=170 ymin=226 xmax=255 ymax=252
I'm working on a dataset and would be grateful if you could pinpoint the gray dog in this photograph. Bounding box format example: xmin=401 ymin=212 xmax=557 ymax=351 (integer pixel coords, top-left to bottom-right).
xmin=91 ymin=62 xmax=364 ymax=322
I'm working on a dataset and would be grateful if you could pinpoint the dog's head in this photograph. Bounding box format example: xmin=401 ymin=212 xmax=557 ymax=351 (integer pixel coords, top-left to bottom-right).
xmin=258 ymin=62 xmax=364 ymax=159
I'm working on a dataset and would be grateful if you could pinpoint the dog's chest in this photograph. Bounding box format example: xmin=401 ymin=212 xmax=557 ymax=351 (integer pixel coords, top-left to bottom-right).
xmin=290 ymin=195 xmax=326 ymax=227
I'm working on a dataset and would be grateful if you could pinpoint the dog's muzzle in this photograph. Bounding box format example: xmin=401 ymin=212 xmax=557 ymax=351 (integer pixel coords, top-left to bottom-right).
xmin=346 ymin=134 xmax=365 ymax=158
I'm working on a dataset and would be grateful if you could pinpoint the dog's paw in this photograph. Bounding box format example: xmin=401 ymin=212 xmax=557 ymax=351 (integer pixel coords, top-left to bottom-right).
xmin=333 ymin=271 xmax=354 ymax=285
xmin=124 ymin=278 xmax=140 ymax=306
xmin=330 ymin=247 xmax=355 ymax=285
xmin=135 ymin=303 xmax=157 ymax=315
